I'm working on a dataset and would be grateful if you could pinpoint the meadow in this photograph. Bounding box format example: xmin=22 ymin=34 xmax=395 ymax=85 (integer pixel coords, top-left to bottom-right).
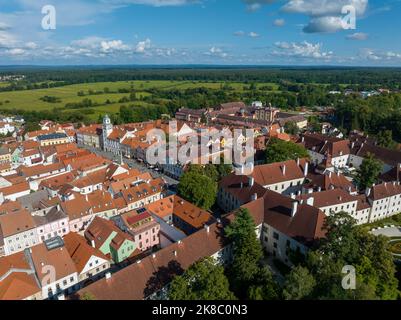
xmin=0 ymin=80 xmax=280 ymax=120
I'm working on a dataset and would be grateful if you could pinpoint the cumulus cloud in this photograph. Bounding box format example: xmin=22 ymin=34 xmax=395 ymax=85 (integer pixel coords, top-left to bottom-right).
xmin=242 ymin=0 xmax=275 ymax=11
xmin=234 ymin=31 xmax=245 ymax=37
xmin=241 ymin=0 xmax=369 ymax=33
xmin=283 ymin=0 xmax=368 ymax=33
xmin=346 ymin=32 xmax=368 ymax=40
xmin=248 ymin=31 xmax=260 ymax=38
xmin=359 ymin=48 xmax=401 ymax=62
xmin=135 ymin=38 xmax=152 ymax=53
xmin=272 ymin=41 xmax=334 ymax=60
xmin=205 ymin=47 xmax=228 ymax=58
xmin=303 ymin=16 xmax=344 ymax=33
xmin=273 ymin=18 xmax=285 ymax=27
xmin=234 ymin=30 xmax=260 ymax=38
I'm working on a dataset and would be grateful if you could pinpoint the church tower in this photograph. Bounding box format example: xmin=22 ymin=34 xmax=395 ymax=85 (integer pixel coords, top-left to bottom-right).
xmin=102 ymin=115 xmax=113 ymax=151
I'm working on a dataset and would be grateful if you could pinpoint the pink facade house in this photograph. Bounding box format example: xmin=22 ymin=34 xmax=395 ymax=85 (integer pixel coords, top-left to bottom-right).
xmin=34 ymin=208 xmax=70 ymax=242
xmin=114 ymin=208 xmax=160 ymax=252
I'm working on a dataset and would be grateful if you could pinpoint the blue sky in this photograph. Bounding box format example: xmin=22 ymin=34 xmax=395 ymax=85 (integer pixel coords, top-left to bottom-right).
xmin=0 ymin=0 xmax=400 ymax=66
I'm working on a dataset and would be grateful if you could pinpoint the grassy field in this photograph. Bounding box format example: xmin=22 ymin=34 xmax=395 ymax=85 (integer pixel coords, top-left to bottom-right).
xmin=0 ymin=80 xmax=280 ymax=120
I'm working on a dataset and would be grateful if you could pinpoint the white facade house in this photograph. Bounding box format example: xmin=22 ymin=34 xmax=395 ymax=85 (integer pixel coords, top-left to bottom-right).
xmin=0 ymin=122 xmax=15 ymax=135
xmin=0 ymin=209 xmax=39 ymax=256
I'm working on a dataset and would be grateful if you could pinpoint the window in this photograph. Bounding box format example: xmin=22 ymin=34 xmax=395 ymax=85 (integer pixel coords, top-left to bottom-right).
xmin=273 ymin=242 xmax=278 ymax=248
xmin=273 ymin=232 xmax=279 ymax=240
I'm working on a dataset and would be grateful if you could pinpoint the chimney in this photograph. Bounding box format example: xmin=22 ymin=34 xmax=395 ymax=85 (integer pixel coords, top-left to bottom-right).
xmin=317 ymin=186 xmax=322 ymax=192
xmin=290 ymin=193 xmax=295 ymax=199
xmin=249 ymin=176 xmax=254 ymax=187
xmin=105 ymin=272 xmax=112 ymax=280
xmin=304 ymin=162 xmax=309 ymax=177
xmin=306 ymin=197 xmax=314 ymax=206
xmin=365 ymin=188 xmax=371 ymax=197
xmin=173 ymin=250 xmax=177 ymax=257
xmin=204 ymin=224 xmax=210 ymax=233
xmin=281 ymin=165 xmax=286 ymax=176
xmin=251 ymin=193 xmax=258 ymax=201
xmin=291 ymin=201 xmax=298 ymax=217
xmin=91 ymin=239 xmax=95 ymax=248
xmin=297 ymin=158 xmax=300 ymax=166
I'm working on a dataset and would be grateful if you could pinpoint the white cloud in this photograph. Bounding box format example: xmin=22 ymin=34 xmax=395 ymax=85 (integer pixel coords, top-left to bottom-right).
xmin=100 ymin=40 xmax=129 ymax=53
xmin=359 ymin=48 xmax=401 ymax=62
xmin=248 ymin=31 xmax=260 ymax=38
xmin=234 ymin=31 xmax=245 ymax=36
xmin=7 ymin=48 xmax=26 ymax=56
xmin=205 ymin=47 xmax=228 ymax=58
xmin=272 ymin=41 xmax=333 ymax=60
xmin=282 ymin=0 xmax=368 ymax=17
xmin=303 ymin=16 xmax=344 ymax=33
xmin=241 ymin=0 xmax=369 ymax=33
xmin=283 ymin=0 xmax=368 ymax=33
xmin=242 ymin=0 xmax=275 ymax=11
xmin=135 ymin=38 xmax=152 ymax=53
xmin=346 ymin=32 xmax=368 ymax=40
xmin=273 ymin=18 xmax=285 ymax=27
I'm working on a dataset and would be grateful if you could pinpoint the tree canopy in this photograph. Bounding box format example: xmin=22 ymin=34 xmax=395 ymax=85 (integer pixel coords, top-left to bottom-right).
xmin=354 ymin=153 xmax=383 ymax=191
xmin=178 ymin=170 xmax=217 ymax=210
xmin=168 ymin=257 xmax=236 ymax=300
xmin=265 ymin=138 xmax=309 ymax=164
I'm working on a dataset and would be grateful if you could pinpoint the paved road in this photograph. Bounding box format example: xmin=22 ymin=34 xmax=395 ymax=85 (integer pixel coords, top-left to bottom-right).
xmin=79 ymin=145 xmax=179 ymax=186
xmin=371 ymin=226 xmax=401 ymax=238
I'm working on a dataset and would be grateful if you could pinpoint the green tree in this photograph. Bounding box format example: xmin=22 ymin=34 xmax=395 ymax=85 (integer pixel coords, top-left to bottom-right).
xmin=282 ymin=266 xmax=316 ymax=300
xmin=168 ymin=257 xmax=236 ymax=300
xmin=302 ymin=212 xmax=399 ymax=300
xmin=284 ymin=121 xmax=299 ymax=135
xmin=225 ymin=208 xmax=263 ymax=295
xmin=377 ymin=130 xmax=396 ymax=149
xmin=247 ymin=267 xmax=281 ymax=300
xmin=24 ymin=122 xmax=41 ymax=133
xmin=354 ymin=153 xmax=383 ymax=191
xmin=265 ymin=138 xmax=309 ymax=164
xmin=178 ymin=171 xmax=217 ymax=210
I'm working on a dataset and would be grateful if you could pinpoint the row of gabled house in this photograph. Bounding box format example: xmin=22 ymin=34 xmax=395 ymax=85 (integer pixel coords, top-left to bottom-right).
xmin=298 ymin=131 xmax=401 ymax=175
xmin=0 ymin=135 xmax=218 ymax=300
xmin=77 ymin=157 xmax=401 ymax=300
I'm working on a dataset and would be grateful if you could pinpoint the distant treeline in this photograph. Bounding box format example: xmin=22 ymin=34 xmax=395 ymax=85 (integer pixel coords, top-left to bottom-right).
xmin=1 ymin=66 xmax=401 ymax=92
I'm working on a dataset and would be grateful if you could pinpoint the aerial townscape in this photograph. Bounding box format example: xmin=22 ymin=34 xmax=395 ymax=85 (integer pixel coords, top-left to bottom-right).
xmin=0 ymin=84 xmax=400 ymax=301
xmin=1 ymin=0 xmax=401 ymax=307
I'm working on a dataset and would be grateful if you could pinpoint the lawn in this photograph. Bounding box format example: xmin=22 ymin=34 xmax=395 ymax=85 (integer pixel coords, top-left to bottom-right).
xmin=0 ymin=80 xmax=280 ymax=119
